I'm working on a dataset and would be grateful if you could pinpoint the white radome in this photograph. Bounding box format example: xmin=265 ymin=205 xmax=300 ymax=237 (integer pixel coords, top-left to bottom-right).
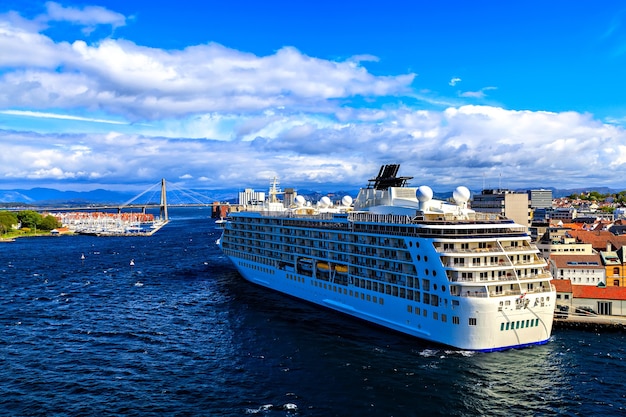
xmin=453 ymin=186 xmax=471 ymax=204
xmin=416 ymin=185 xmax=433 ymax=202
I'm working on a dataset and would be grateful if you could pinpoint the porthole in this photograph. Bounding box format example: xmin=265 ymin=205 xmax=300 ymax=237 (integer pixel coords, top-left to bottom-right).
xmin=442 ymin=285 xmax=446 ymax=292
xmin=417 ymin=255 xmax=421 ymax=261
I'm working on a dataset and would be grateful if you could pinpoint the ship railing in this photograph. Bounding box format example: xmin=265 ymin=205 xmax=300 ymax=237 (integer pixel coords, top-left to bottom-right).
xmin=349 ymin=212 xmax=413 ymax=225
xmin=258 ymin=211 xmax=336 ymax=220
xmin=511 ymin=259 xmax=547 ymax=266
xmin=460 ymin=291 xmax=489 ymax=298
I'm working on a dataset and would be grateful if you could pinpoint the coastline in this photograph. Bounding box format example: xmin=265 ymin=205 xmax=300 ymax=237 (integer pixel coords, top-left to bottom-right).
xmin=0 ymin=232 xmax=73 ymax=241
xmin=554 ymin=314 xmax=626 ymax=331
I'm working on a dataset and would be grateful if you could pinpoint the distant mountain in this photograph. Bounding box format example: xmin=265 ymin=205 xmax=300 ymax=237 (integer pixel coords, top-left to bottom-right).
xmin=0 ymin=188 xmax=136 ymax=205
xmin=1 ymin=185 xmax=622 ymax=207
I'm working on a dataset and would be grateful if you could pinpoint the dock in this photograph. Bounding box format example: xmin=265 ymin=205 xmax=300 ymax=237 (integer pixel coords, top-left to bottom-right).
xmin=554 ymin=314 xmax=626 ymax=331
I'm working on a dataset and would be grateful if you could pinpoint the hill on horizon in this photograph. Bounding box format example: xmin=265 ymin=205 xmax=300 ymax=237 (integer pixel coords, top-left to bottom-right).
xmin=0 ymin=185 xmax=619 ymax=206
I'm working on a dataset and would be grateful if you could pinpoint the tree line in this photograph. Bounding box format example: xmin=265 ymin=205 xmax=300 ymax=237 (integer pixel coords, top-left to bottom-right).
xmin=0 ymin=210 xmax=61 ymax=235
xmin=568 ymin=190 xmax=626 ymax=204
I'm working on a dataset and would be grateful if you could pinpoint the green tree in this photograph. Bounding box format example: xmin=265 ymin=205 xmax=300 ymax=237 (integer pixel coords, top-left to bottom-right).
xmin=0 ymin=211 xmax=18 ymax=234
xmin=17 ymin=210 xmax=43 ymax=229
xmin=39 ymin=215 xmax=60 ymax=231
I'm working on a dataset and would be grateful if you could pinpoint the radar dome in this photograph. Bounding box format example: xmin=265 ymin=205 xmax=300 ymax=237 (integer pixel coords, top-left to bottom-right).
xmin=453 ymin=186 xmax=471 ymax=204
xmin=295 ymin=195 xmax=305 ymax=207
xmin=319 ymin=196 xmax=331 ymax=208
xmin=416 ymin=186 xmax=433 ymax=202
xmin=341 ymin=195 xmax=353 ymax=206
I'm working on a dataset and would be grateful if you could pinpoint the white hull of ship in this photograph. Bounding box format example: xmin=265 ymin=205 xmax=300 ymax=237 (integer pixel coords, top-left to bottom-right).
xmin=228 ymin=255 xmax=553 ymax=352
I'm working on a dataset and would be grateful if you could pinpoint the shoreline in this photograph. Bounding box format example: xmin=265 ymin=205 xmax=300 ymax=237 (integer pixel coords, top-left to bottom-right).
xmin=554 ymin=314 xmax=626 ymax=331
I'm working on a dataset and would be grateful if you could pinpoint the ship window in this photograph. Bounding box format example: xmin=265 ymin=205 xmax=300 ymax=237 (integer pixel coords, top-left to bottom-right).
xmin=373 ymin=296 xmax=377 ymax=303
xmin=516 ymin=321 xmax=520 ymax=329
xmin=423 ymin=309 xmax=428 ymax=317
xmin=407 ymin=305 xmax=412 ymax=313
xmin=406 ymin=289 xmax=413 ymax=300
xmin=433 ymin=284 xmax=438 ymax=291
xmin=423 ymin=293 xmax=430 ymax=305
xmin=520 ymin=320 xmax=525 ymax=328
xmin=433 ymin=312 xmax=438 ymax=320
xmin=431 ymin=295 xmax=439 ymax=307
xmin=469 ymin=318 xmax=477 ymax=326
xmin=424 ymin=256 xmax=428 ymax=262
xmin=453 ymin=316 xmax=460 ymax=324
xmin=422 ymin=279 xmax=430 ymax=291
xmin=416 ymin=242 xmax=419 ymax=248
xmin=414 ymin=291 xmax=421 ymax=302
xmin=441 ymin=285 xmax=446 ymax=292
xmin=392 ymin=286 xmax=399 ymax=296
xmin=535 ymin=318 xmax=539 ymax=326
xmin=407 ymin=277 xmax=414 ymax=287
xmin=379 ymin=298 xmax=384 ymax=305
xmin=441 ymin=314 xmax=447 ymax=323
xmin=505 ymin=322 xmax=510 ymax=330
xmin=500 ymin=323 xmax=505 ymax=331
xmin=526 ymin=319 xmax=530 ymax=327
xmin=415 ymin=307 xmax=421 ymax=315
xmin=433 ymin=271 xmax=437 ymax=277
xmin=361 ymin=293 xmax=365 ymax=300
xmin=366 ymin=294 xmax=371 ymax=301
xmin=416 ymin=255 xmax=421 ymax=261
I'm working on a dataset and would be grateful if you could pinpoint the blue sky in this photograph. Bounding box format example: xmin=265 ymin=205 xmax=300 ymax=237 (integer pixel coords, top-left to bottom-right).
xmin=1 ymin=1 xmax=626 ymax=192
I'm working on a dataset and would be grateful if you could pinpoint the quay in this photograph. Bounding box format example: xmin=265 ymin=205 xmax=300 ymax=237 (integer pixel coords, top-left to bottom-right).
xmin=554 ymin=314 xmax=626 ymax=331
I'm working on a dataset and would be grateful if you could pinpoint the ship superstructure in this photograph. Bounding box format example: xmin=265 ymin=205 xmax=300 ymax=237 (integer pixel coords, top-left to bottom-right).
xmin=218 ymin=164 xmax=555 ymax=351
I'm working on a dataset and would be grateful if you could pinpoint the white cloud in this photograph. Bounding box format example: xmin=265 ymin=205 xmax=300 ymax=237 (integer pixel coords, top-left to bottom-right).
xmin=43 ymin=1 xmax=126 ymax=31
xmin=1 ymin=5 xmax=625 ymax=194
xmin=0 ymin=109 xmax=127 ymax=125
xmin=459 ymin=86 xmax=497 ymax=99
xmin=0 ymin=17 xmax=416 ymax=121
xmin=1 ymin=106 xmax=626 ymax=192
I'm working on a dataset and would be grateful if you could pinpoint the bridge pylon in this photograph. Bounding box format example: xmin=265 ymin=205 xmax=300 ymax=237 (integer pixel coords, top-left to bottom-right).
xmin=160 ymin=178 xmax=168 ymax=221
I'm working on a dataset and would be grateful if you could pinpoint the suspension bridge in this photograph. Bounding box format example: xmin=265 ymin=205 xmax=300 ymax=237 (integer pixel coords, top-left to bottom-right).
xmin=42 ymin=179 xmax=218 ymax=236
xmin=32 ymin=179 xmax=217 ymax=216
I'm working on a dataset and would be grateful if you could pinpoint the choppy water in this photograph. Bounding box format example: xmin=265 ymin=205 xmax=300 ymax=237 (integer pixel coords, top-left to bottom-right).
xmin=1 ymin=207 xmax=625 ymax=416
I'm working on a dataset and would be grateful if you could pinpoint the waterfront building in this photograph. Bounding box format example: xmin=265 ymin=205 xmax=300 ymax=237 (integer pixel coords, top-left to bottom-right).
xmin=536 ymin=227 xmax=594 ymax=259
xmin=550 ymin=254 xmax=605 ymax=287
xmin=528 ymin=189 xmax=553 ymax=209
xmin=553 ymin=279 xmax=626 ymax=316
xmin=601 ymin=251 xmax=624 ymax=287
xmin=238 ymin=188 xmax=265 ymax=207
xmin=471 ymin=189 xmax=530 ymax=227
xmin=548 ymin=207 xmax=577 ymax=222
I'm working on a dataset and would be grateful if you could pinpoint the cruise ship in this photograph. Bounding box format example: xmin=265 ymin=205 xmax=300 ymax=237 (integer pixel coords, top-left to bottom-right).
xmin=218 ymin=164 xmax=555 ymax=351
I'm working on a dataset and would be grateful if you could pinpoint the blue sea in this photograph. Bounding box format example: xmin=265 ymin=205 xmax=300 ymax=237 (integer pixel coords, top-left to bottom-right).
xmin=1 ymin=207 xmax=625 ymax=416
